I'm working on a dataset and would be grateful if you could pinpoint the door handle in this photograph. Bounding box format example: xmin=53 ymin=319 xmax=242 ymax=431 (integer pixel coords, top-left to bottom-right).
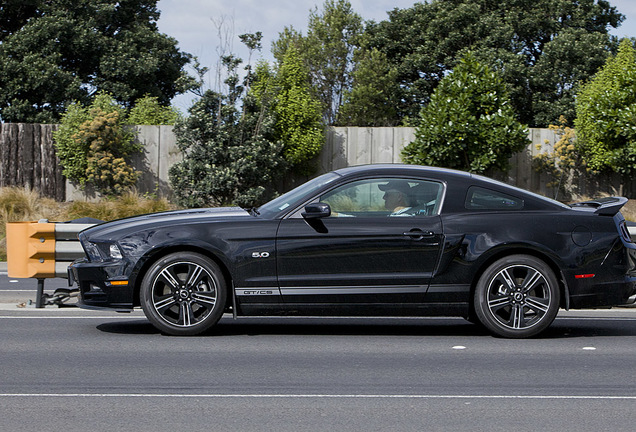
xmin=403 ymin=229 xmax=436 ymax=240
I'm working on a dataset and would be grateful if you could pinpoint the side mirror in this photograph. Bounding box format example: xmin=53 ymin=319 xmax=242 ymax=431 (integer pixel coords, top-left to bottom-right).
xmin=302 ymin=203 xmax=331 ymax=219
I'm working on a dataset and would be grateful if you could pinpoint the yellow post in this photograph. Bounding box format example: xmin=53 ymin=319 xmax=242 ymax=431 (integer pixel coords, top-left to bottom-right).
xmin=6 ymin=221 xmax=56 ymax=278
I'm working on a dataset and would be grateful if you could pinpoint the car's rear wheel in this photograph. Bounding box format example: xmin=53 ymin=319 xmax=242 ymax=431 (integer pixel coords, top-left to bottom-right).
xmin=140 ymin=252 xmax=226 ymax=335
xmin=474 ymin=255 xmax=559 ymax=338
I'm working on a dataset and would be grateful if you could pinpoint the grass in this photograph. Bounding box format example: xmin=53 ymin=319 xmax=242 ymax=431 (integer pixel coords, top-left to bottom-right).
xmin=0 ymin=187 xmax=177 ymax=261
xmin=621 ymin=199 xmax=636 ymax=222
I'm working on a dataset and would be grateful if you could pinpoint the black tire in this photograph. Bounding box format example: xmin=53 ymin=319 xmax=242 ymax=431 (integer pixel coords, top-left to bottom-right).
xmin=474 ymin=255 xmax=559 ymax=338
xmin=140 ymin=252 xmax=227 ymax=336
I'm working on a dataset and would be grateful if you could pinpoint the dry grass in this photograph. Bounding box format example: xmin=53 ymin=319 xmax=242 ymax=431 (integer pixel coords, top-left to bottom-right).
xmin=619 ymin=199 xmax=636 ymax=222
xmin=64 ymin=190 xmax=176 ymax=221
xmin=0 ymin=187 xmax=177 ymax=261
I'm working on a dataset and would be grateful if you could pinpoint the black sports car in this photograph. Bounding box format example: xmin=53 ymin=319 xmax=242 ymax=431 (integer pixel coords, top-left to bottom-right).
xmin=68 ymin=164 xmax=636 ymax=338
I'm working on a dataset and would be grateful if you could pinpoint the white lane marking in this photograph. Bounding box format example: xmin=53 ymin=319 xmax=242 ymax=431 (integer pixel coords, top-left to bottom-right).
xmin=582 ymin=347 xmax=597 ymax=351
xmin=0 ymin=393 xmax=635 ymax=400
xmin=0 ymin=316 xmax=145 ymax=319
xmin=0 ymin=290 xmax=36 ymax=292
xmin=452 ymin=346 xmax=466 ymax=350
xmin=557 ymin=317 xmax=636 ymax=321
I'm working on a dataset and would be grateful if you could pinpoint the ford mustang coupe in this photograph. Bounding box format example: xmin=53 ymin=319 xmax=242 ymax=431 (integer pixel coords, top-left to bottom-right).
xmin=68 ymin=164 xmax=636 ymax=338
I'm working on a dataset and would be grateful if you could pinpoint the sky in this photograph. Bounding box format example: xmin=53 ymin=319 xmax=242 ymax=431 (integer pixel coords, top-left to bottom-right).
xmin=155 ymin=0 xmax=636 ymax=111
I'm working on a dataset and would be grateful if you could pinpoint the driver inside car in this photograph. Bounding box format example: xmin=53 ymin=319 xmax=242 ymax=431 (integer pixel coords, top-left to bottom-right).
xmin=378 ymin=181 xmax=413 ymax=215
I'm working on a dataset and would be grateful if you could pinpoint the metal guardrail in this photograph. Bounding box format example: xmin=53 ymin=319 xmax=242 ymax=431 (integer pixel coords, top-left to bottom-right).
xmin=50 ymin=222 xmax=93 ymax=277
xmin=6 ymin=220 xmax=93 ymax=307
xmin=6 ymin=220 xmax=93 ymax=279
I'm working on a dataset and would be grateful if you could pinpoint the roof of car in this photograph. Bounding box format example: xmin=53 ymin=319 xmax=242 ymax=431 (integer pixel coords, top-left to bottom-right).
xmin=334 ymin=164 xmax=472 ymax=179
xmin=332 ymin=164 xmax=570 ymax=210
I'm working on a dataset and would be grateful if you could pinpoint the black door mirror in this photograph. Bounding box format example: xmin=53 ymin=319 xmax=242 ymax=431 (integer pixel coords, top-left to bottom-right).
xmin=302 ymin=203 xmax=331 ymax=219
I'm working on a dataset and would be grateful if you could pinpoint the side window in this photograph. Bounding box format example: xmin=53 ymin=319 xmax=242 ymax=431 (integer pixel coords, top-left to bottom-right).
xmin=465 ymin=186 xmax=524 ymax=210
xmin=320 ymin=178 xmax=443 ymax=217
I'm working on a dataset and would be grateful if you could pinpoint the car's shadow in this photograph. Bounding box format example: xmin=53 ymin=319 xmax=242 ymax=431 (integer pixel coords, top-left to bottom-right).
xmin=95 ymin=315 xmax=636 ymax=338
xmin=545 ymin=317 xmax=636 ymax=338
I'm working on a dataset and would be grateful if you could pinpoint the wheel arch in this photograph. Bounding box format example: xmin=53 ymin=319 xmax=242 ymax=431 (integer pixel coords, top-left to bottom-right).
xmin=468 ymin=246 xmax=568 ymax=314
xmin=131 ymin=245 xmax=234 ymax=309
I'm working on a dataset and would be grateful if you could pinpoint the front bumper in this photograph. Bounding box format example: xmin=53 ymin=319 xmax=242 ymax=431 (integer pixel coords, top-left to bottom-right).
xmin=68 ymin=259 xmax=135 ymax=311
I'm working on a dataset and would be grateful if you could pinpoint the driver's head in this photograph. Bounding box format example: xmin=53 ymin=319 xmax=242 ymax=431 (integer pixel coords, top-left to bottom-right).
xmin=378 ymin=181 xmax=410 ymax=211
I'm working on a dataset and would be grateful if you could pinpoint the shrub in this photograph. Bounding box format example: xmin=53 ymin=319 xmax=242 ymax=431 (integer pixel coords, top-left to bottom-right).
xmin=80 ymin=109 xmax=140 ymax=195
xmin=53 ymin=102 xmax=91 ymax=182
xmin=402 ymin=53 xmax=529 ymax=174
xmin=169 ymin=89 xmax=285 ymax=208
xmin=575 ymin=38 xmax=636 ymax=175
xmin=53 ymin=92 xmax=140 ymax=196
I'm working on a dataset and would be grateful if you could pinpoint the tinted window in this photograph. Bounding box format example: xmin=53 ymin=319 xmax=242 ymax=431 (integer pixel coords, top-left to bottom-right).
xmin=465 ymin=186 xmax=523 ymax=210
xmin=320 ymin=178 xmax=443 ymax=217
xmin=259 ymin=172 xmax=340 ymax=217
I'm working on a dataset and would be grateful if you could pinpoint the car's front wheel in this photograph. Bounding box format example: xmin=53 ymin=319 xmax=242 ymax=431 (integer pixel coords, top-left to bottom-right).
xmin=140 ymin=252 xmax=227 ymax=335
xmin=474 ymin=255 xmax=559 ymax=338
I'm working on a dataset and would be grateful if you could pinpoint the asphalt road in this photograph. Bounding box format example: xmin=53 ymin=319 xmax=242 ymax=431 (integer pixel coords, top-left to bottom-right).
xmin=0 ymin=265 xmax=71 ymax=305
xmin=3 ymin=269 xmax=636 ymax=431
xmin=1 ymin=304 xmax=636 ymax=431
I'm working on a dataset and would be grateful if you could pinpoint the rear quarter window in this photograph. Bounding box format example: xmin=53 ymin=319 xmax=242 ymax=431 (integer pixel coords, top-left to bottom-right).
xmin=465 ymin=186 xmax=524 ymax=210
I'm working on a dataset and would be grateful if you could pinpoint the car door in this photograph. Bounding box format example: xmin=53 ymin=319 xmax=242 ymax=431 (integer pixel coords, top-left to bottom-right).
xmin=275 ymin=177 xmax=445 ymax=304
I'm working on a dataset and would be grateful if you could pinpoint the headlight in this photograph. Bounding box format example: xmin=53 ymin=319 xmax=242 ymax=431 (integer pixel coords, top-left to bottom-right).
xmin=82 ymin=241 xmax=123 ymax=262
xmin=109 ymin=244 xmax=123 ymax=259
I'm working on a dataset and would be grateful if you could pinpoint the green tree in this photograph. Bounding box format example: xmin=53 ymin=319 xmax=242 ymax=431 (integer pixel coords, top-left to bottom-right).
xmin=337 ymin=47 xmax=400 ymax=126
xmin=305 ymin=0 xmax=363 ymax=124
xmin=169 ymin=57 xmax=285 ymax=208
xmin=0 ymin=0 xmax=191 ymax=123
xmin=402 ymin=53 xmax=529 ymax=174
xmin=127 ymin=95 xmax=180 ymax=125
xmin=272 ymin=26 xmax=304 ymax=64
xmin=273 ymin=1 xmax=363 ymax=125
xmin=367 ymin=0 xmax=623 ymax=127
xmin=575 ymin=38 xmax=636 ymax=175
xmin=531 ymin=28 xmax=613 ymax=126
xmin=0 ymin=0 xmax=38 ymax=42
xmin=239 ymin=32 xmax=263 ymax=91
xmin=272 ymin=46 xmax=325 ymax=172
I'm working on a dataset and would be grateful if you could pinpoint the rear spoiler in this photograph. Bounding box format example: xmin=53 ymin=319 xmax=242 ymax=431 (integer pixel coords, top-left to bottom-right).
xmin=570 ymin=197 xmax=628 ymax=216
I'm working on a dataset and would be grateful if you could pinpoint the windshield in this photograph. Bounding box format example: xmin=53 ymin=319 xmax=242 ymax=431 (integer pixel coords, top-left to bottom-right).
xmin=258 ymin=172 xmax=341 ymax=218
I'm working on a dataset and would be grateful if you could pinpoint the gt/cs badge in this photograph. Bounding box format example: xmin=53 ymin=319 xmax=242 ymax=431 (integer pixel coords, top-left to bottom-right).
xmin=252 ymin=252 xmax=270 ymax=258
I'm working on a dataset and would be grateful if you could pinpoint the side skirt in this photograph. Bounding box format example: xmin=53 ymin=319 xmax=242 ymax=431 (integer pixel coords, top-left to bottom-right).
xmin=237 ymin=302 xmax=470 ymax=318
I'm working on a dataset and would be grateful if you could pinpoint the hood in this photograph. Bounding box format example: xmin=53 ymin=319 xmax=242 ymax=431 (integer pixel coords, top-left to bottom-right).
xmin=81 ymin=207 xmax=250 ymax=239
